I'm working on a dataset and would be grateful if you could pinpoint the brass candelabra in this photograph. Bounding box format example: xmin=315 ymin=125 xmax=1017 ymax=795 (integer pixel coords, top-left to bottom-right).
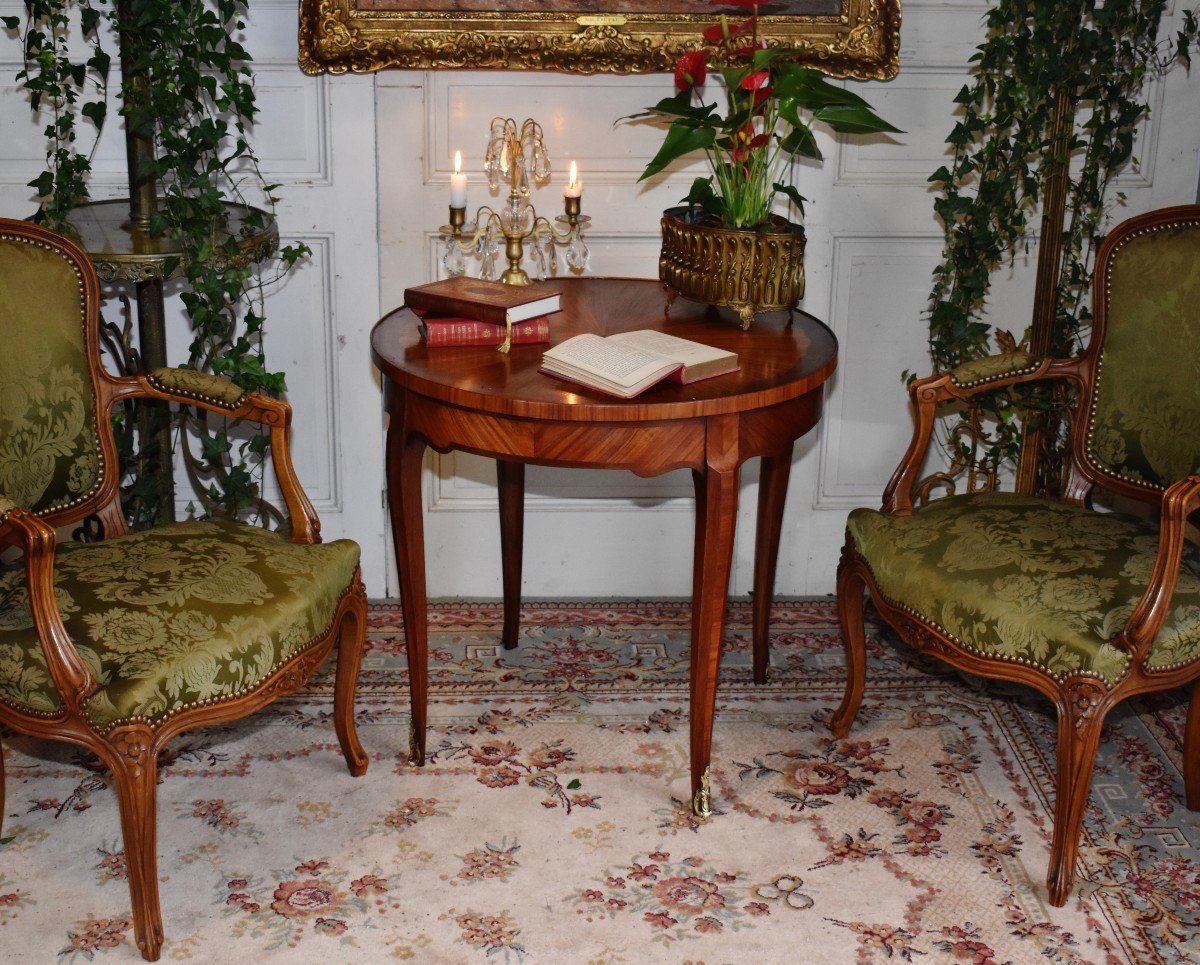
xmin=440 ymin=117 xmax=589 ymax=287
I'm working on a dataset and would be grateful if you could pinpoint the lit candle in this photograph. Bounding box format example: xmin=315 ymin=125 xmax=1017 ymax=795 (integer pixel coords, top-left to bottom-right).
xmin=450 ymin=150 xmax=468 ymax=208
xmin=564 ymin=160 xmax=582 ymax=199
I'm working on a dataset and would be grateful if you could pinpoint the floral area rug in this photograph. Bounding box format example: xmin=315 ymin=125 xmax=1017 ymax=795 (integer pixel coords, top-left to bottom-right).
xmin=2 ymin=599 xmax=1199 ymax=963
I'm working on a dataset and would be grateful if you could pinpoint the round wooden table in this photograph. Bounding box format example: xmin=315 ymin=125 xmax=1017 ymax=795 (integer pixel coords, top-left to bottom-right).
xmin=371 ymin=277 xmax=838 ymax=816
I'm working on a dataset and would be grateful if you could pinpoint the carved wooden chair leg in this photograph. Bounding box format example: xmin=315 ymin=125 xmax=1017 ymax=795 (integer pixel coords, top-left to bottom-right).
xmin=830 ymin=554 xmax=868 ymax=739
xmin=335 ymin=583 xmax=370 ymax=777
xmin=105 ymin=726 xmax=164 ymax=962
xmin=1046 ymin=687 xmax=1109 ymax=907
xmin=1184 ymin=681 xmax=1200 ymax=811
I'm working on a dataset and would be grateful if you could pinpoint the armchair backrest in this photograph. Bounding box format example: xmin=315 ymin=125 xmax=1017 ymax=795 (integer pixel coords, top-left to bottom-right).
xmin=1077 ymin=205 xmax=1200 ymax=497
xmin=0 ymin=219 xmax=110 ymax=520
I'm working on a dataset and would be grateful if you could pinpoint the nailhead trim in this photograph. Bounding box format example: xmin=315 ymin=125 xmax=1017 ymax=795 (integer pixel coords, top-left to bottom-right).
xmin=5 ymin=233 xmax=106 ymax=518
xmin=854 ymin=544 xmax=1118 ymax=687
xmin=1084 ymin=218 xmax=1200 ymax=493
xmin=0 ymin=691 xmax=62 ymax=717
xmin=145 ymin=372 xmax=245 ymax=411
xmin=948 ymin=358 xmax=1042 ymax=390
xmin=87 ymin=581 xmax=356 ymax=735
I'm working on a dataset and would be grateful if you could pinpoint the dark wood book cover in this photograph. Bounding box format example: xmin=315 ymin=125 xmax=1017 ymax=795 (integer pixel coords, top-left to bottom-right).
xmin=404 ymin=276 xmax=561 ymax=326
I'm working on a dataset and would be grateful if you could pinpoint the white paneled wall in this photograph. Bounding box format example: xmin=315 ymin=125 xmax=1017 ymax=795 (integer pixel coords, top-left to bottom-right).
xmin=0 ymin=3 xmax=1196 ymax=598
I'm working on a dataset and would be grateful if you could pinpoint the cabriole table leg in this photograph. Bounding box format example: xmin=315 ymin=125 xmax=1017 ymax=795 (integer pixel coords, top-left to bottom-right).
xmin=689 ymin=415 xmax=740 ymax=817
xmin=386 ymin=398 xmax=429 ymax=767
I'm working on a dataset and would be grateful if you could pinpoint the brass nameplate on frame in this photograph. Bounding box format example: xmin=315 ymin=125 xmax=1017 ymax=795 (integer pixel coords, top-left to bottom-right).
xmin=298 ymin=1 xmax=901 ymax=79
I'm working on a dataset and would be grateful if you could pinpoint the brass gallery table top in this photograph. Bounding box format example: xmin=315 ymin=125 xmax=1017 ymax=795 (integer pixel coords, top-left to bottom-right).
xmin=371 ymin=276 xmax=838 ymax=817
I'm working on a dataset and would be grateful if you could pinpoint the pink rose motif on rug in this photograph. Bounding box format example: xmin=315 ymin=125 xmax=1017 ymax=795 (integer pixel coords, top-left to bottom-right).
xmin=219 ymin=860 xmax=396 ymax=950
xmin=567 ymin=850 xmax=760 ymax=943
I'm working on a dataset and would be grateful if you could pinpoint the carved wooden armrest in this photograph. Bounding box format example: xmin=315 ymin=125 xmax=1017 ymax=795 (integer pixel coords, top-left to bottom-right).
xmin=1118 ymin=473 xmax=1200 ymax=661
xmin=882 ymin=355 xmax=1086 ymax=514
xmin=102 ymin=370 xmax=320 ymax=544
xmin=0 ymin=503 xmax=98 ymax=710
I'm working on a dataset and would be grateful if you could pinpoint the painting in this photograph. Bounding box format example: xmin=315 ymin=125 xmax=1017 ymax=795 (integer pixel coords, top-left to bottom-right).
xmin=298 ymin=0 xmax=901 ymax=78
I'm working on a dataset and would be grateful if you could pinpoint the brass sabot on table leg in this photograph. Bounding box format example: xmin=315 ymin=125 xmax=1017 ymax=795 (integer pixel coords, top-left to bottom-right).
xmin=691 ymin=767 xmax=713 ymax=819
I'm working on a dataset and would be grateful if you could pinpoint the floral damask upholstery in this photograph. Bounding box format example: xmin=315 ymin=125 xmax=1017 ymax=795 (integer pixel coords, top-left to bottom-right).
xmin=848 ymin=492 xmax=1200 ymax=686
xmin=1087 ymin=223 xmax=1200 ymax=488
xmin=0 ymin=518 xmax=359 ymax=729
xmin=948 ymin=351 xmax=1038 ymax=387
xmin=0 ymin=237 xmax=103 ymax=512
xmin=835 ymin=207 xmax=1200 ymax=910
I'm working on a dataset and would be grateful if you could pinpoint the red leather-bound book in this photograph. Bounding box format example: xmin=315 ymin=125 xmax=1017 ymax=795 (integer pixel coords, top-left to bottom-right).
xmin=417 ymin=312 xmax=551 ymax=346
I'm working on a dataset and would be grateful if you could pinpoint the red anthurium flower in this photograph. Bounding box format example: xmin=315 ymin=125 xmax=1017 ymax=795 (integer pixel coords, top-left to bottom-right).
xmin=729 ymin=124 xmax=769 ymax=162
xmin=702 ymin=16 xmax=754 ymax=44
xmin=674 ymin=50 xmax=709 ymax=91
xmin=739 ymin=70 xmax=770 ymax=92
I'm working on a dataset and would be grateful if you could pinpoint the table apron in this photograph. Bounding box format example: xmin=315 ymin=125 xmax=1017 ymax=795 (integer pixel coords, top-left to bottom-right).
xmin=399 ymin=390 xmax=703 ymax=475
xmin=391 ymin=386 xmax=824 ymax=476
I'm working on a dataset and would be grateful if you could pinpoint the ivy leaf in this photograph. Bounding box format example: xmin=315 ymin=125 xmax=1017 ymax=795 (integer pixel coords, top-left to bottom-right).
xmin=28 ymin=171 xmax=54 ymax=198
xmin=81 ymin=100 xmax=106 ymax=129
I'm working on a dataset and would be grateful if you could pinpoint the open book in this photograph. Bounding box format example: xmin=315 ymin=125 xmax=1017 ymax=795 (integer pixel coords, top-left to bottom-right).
xmin=540 ymin=330 xmax=739 ymax=399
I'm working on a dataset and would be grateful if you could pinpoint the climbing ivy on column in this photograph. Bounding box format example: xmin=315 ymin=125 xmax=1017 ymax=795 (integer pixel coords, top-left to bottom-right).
xmin=4 ymin=0 xmax=309 ymax=524
xmin=924 ymin=0 xmax=1199 ymax=477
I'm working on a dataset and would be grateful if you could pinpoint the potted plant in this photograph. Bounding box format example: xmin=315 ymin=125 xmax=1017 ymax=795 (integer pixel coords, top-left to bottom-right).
xmin=630 ymin=0 xmax=898 ymax=328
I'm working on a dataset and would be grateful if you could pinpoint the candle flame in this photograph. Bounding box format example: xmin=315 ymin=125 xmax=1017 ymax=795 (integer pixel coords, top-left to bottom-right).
xmin=454 ymin=150 xmax=462 ymax=175
xmin=569 ymin=160 xmax=577 ymax=187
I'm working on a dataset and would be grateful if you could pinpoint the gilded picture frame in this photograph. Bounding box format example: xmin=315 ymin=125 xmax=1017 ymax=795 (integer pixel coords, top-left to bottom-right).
xmin=298 ymin=1 xmax=901 ymax=79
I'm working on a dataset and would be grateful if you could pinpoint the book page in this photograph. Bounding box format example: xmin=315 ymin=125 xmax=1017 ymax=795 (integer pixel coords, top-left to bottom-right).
xmin=542 ymin=334 xmax=671 ymax=388
xmin=607 ymin=330 xmax=732 ymax=368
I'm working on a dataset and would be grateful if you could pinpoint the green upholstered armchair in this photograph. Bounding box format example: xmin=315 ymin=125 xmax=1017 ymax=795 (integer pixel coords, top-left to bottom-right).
xmin=833 ymin=205 xmax=1200 ymax=906
xmin=0 ymin=219 xmax=368 ymax=960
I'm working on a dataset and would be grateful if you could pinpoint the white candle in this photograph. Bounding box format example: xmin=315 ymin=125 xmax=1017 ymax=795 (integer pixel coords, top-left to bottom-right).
xmin=564 ymin=160 xmax=582 ymax=199
xmin=450 ymin=150 xmax=468 ymax=208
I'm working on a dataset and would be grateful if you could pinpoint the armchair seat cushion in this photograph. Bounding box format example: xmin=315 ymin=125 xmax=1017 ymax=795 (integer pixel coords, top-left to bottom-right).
xmin=0 ymin=519 xmax=359 ymax=728
xmin=847 ymin=492 xmax=1200 ymax=686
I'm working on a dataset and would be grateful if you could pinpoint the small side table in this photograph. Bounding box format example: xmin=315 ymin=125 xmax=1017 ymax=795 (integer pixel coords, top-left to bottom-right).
xmin=371 ymin=277 xmax=837 ymax=816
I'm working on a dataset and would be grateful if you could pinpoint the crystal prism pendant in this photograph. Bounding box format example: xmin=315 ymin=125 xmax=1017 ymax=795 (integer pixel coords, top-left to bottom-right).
xmin=442 ymin=238 xmax=465 ymax=276
xmin=565 ymin=232 xmax=589 ymax=272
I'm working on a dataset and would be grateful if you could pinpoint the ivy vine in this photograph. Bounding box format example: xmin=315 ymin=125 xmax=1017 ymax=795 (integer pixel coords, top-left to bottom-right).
xmin=4 ymin=0 xmax=308 ymax=525
xmin=924 ymin=0 xmax=1199 ymax=480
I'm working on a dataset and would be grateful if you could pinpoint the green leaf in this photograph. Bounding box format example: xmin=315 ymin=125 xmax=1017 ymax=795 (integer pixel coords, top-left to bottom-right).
xmin=774 ymin=66 xmax=872 ymax=111
xmin=639 ymin=122 xmax=716 ymax=181
xmin=28 ymin=171 xmax=54 ymax=197
xmin=81 ymin=100 xmax=106 ymax=129
xmin=772 ymin=182 xmax=808 ymax=217
xmin=814 ymin=105 xmax=902 ymax=135
xmin=567 ymin=779 xmax=582 ymax=790
xmin=778 ymin=125 xmax=821 ymax=160
xmin=680 ymin=176 xmax=724 ymax=219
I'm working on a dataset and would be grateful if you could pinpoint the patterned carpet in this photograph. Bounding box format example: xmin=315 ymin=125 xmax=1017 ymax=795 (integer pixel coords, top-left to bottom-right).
xmin=2 ymin=599 xmax=1199 ymax=963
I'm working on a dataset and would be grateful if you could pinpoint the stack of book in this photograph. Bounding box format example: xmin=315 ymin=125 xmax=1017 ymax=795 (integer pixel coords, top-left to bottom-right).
xmin=404 ymin=276 xmax=561 ymax=347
